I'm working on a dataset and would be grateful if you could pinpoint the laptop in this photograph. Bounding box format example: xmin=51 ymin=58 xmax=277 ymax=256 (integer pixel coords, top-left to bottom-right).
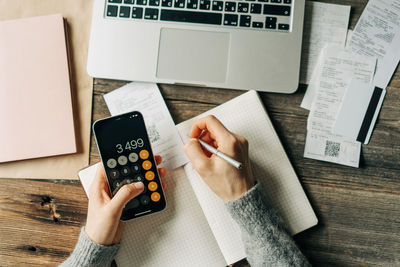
xmin=87 ymin=0 xmax=305 ymax=93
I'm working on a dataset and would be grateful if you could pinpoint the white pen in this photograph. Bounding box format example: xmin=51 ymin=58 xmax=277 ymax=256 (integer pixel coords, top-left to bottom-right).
xmin=197 ymin=138 xmax=243 ymax=169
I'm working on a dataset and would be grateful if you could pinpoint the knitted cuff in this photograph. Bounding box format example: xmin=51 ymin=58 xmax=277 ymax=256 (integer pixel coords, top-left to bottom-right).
xmin=60 ymin=227 xmax=120 ymax=267
xmin=225 ymin=182 xmax=275 ymax=229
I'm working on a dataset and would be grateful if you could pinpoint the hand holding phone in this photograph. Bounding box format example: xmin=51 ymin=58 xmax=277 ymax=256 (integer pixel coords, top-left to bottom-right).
xmin=93 ymin=111 xmax=166 ymax=221
xmin=85 ymin=158 xmax=166 ymax=245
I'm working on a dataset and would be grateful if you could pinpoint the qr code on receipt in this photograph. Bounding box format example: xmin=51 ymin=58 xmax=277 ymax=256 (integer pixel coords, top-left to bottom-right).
xmin=324 ymin=140 xmax=340 ymax=157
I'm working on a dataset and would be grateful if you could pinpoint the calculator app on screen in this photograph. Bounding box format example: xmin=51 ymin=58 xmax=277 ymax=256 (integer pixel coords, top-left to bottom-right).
xmin=93 ymin=111 xmax=166 ymax=220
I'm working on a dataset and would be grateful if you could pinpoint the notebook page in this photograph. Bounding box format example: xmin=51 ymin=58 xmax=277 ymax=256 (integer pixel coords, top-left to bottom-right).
xmin=176 ymin=90 xmax=318 ymax=263
xmin=78 ymin=164 xmax=226 ymax=267
xmin=183 ymin=162 xmax=246 ymax=265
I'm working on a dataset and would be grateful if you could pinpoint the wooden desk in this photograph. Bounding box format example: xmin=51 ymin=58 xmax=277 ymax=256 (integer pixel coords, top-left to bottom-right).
xmin=1 ymin=1 xmax=399 ymax=266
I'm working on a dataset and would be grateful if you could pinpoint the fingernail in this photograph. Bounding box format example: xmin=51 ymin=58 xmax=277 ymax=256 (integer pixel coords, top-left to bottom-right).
xmin=134 ymin=182 xmax=144 ymax=190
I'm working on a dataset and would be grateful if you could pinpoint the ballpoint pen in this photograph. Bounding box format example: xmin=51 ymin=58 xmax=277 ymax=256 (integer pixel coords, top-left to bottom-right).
xmin=197 ymin=138 xmax=243 ymax=169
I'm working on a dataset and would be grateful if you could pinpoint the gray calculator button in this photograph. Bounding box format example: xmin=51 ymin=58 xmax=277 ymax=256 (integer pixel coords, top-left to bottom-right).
xmin=140 ymin=195 xmax=150 ymax=205
xmin=129 ymin=152 xmax=139 ymax=163
xmin=132 ymin=164 xmax=141 ymax=173
xmin=118 ymin=155 xmax=128 ymax=165
xmin=135 ymin=174 xmax=144 ymax=182
xmin=109 ymin=169 xmax=120 ymax=179
xmin=107 ymin=158 xmax=117 ymax=168
xmin=121 ymin=166 xmax=131 ymax=176
xmin=113 ymin=180 xmax=120 ymax=188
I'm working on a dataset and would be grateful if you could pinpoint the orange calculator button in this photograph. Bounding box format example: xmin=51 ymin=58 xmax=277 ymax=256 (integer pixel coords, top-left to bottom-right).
xmin=145 ymin=171 xmax=155 ymax=181
xmin=148 ymin=181 xmax=158 ymax=191
xmin=142 ymin=160 xmax=152 ymax=170
xmin=151 ymin=192 xmax=161 ymax=202
xmin=139 ymin=149 xmax=149 ymax=160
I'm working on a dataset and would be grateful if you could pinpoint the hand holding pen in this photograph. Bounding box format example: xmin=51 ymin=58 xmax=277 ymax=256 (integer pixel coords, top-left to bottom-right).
xmin=183 ymin=115 xmax=254 ymax=202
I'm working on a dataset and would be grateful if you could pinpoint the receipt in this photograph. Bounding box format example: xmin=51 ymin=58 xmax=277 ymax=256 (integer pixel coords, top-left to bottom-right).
xmin=300 ymin=44 xmax=328 ymax=110
xmin=303 ymin=45 xmax=376 ymax=167
xmin=307 ymin=45 xmax=377 ymax=133
xmin=104 ymin=82 xmax=189 ymax=170
xmin=346 ymin=0 xmax=400 ymax=89
xmin=300 ymin=1 xmax=350 ymax=84
xmin=304 ymin=130 xmax=361 ymax=167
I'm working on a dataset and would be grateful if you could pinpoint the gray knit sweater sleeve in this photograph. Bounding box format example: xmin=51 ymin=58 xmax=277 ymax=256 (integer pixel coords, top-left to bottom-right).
xmin=225 ymin=182 xmax=311 ymax=267
xmin=60 ymin=227 xmax=120 ymax=267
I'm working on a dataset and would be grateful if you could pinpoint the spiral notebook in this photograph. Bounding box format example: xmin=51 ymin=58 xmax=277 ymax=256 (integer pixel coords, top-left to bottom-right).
xmin=79 ymin=90 xmax=318 ymax=266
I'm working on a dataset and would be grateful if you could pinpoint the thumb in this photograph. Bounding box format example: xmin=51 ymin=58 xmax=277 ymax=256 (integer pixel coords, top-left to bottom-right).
xmin=109 ymin=182 xmax=144 ymax=211
xmin=184 ymin=139 xmax=210 ymax=170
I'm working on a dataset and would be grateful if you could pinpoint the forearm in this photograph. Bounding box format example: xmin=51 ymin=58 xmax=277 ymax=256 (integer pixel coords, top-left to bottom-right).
xmin=225 ymin=183 xmax=310 ymax=267
xmin=60 ymin=227 xmax=120 ymax=267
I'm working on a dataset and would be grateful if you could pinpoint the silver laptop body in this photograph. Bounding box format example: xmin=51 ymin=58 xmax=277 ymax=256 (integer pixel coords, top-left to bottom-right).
xmin=87 ymin=0 xmax=305 ymax=93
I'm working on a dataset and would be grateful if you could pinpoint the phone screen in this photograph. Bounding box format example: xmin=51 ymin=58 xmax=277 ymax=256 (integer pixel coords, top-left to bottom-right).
xmin=93 ymin=111 xmax=166 ymax=220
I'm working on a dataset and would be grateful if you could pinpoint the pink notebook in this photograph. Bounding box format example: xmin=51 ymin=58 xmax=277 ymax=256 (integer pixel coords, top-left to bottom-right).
xmin=0 ymin=14 xmax=76 ymax=163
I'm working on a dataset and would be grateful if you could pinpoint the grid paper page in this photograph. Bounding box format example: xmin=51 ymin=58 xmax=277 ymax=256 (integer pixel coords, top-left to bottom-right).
xmin=78 ymin=165 xmax=226 ymax=267
xmin=176 ymin=90 xmax=318 ymax=262
xmin=183 ymin=162 xmax=246 ymax=265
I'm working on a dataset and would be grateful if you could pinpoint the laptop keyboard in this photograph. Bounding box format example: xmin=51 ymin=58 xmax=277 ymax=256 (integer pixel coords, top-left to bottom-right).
xmin=105 ymin=0 xmax=292 ymax=31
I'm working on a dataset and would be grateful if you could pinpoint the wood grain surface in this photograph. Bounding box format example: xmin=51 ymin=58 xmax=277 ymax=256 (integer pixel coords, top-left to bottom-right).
xmin=1 ymin=0 xmax=399 ymax=266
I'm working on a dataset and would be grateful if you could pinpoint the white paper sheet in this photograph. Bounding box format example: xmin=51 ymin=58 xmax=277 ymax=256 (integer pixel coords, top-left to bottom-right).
xmin=345 ymin=29 xmax=353 ymax=47
xmin=346 ymin=0 xmax=400 ymax=89
xmin=104 ymin=82 xmax=189 ymax=170
xmin=300 ymin=1 xmax=350 ymax=84
xmin=304 ymin=45 xmax=376 ymax=167
xmin=301 ymin=45 xmax=328 ymax=110
xmin=304 ymin=130 xmax=361 ymax=167
xmin=307 ymin=45 xmax=377 ymax=133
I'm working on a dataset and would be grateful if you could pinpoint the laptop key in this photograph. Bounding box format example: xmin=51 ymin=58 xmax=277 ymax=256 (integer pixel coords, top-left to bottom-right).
xmin=252 ymin=21 xmax=263 ymax=28
xmin=174 ymin=0 xmax=185 ymax=8
xmin=265 ymin=16 xmax=277 ymax=23
xmin=132 ymin=7 xmax=144 ymax=18
xmin=238 ymin=3 xmax=249 ymax=13
xmin=278 ymin=23 xmax=289 ymax=30
xmin=162 ymin=0 xmax=172 ymax=6
xmin=187 ymin=0 xmax=198 ymax=9
xmin=109 ymin=0 xmax=122 ymax=3
xmin=271 ymin=0 xmax=281 ymax=2
xmin=149 ymin=0 xmax=160 ymax=6
xmin=265 ymin=22 xmax=276 ymax=29
xmin=212 ymin=1 xmax=223 ymax=11
xmin=265 ymin=16 xmax=276 ymax=29
xmin=250 ymin=3 xmax=261 ymax=13
xmin=199 ymin=0 xmax=211 ymax=9
xmin=107 ymin=5 xmax=118 ymax=17
xmin=124 ymin=0 xmax=135 ymax=3
xmin=145 ymin=8 xmax=159 ymax=19
xmin=263 ymin=4 xmax=290 ymax=16
xmin=223 ymin=14 xmax=238 ymax=26
xmin=160 ymin=10 xmax=222 ymax=24
xmin=137 ymin=0 xmax=147 ymax=4
xmin=283 ymin=0 xmax=291 ymax=3
xmin=225 ymin=1 xmax=236 ymax=12
xmin=119 ymin=6 xmax=131 ymax=17
xmin=240 ymin=15 xmax=251 ymax=27
xmin=258 ymin=0 xmax=268 ymax=2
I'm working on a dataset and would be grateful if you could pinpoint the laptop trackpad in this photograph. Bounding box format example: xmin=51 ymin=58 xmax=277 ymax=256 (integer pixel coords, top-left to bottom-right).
xmin=156 ymin=28 xmax=230 ymax=83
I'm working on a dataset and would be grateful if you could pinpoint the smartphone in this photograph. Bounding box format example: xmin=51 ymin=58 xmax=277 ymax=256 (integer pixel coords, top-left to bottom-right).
xmin=93 ymin=111 xmax=166 ymax=221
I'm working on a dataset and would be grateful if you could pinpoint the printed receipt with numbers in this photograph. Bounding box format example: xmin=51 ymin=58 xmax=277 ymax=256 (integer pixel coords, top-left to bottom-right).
xmin=303 ymin=45 xmax=377 ymax=167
